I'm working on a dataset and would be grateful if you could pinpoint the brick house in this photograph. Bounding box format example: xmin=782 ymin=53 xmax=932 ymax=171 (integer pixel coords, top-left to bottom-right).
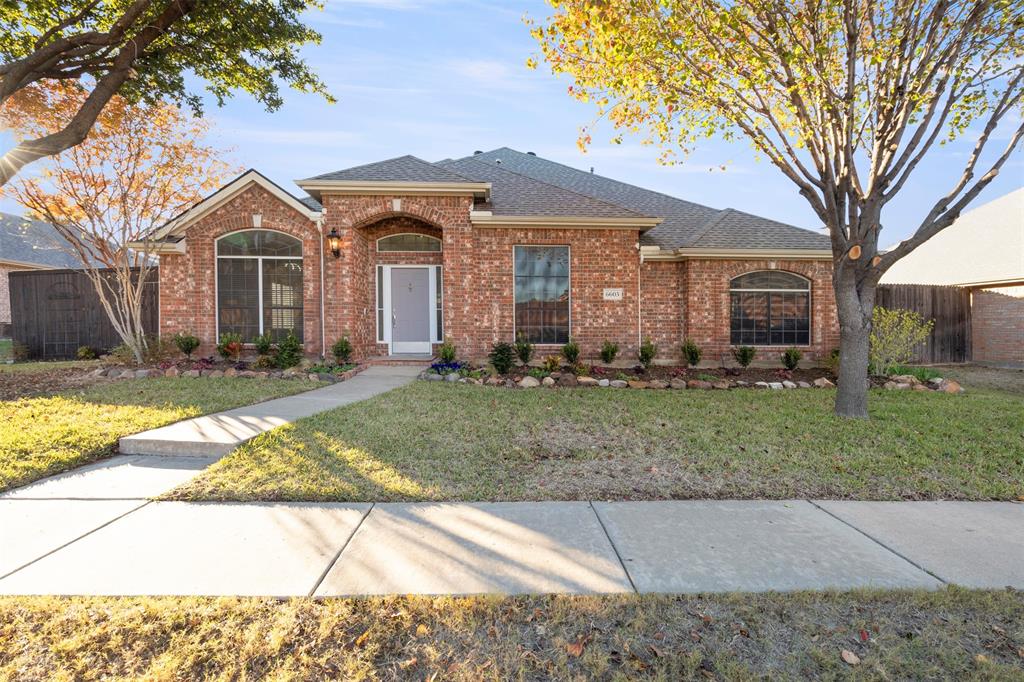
xmin=143 ymin=148 xmax=839 ymax=365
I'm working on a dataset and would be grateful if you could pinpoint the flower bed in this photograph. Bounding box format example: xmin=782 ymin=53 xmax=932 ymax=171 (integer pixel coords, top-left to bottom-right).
xmin=87 ymin=358 xmax=365 ymax=384
xmin=421 ymin=363 xmax=964 ymax=393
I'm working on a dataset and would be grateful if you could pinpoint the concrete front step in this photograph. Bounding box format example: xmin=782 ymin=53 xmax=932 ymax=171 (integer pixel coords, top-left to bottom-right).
xmin=119 ymin=366 xmax=420 ymax=457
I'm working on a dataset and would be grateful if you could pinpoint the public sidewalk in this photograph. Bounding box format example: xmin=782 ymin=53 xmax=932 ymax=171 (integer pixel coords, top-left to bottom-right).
xmin=1 ymin=497 xmax=1020 ymax=596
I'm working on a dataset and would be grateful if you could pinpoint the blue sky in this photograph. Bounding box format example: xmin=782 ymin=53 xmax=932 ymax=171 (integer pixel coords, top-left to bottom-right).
xmin=3 ymin=0 xmax=1022 ymax=244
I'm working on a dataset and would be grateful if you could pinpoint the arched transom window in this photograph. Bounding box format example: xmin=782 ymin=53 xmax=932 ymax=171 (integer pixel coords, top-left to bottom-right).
xmin=377 ymin=233 xmax=441 ymax=252
xmin=730 ymin=271 xmax=810 ymax=346
xmin=217 ymin=230 xmax=303 ymax=343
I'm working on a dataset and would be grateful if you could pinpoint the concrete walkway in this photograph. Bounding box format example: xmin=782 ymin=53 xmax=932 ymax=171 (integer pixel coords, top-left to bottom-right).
xmin=119 ymin=365 xmax=421 ymax=457
xmin=0 ymin=498 xmax=1020 ymax=596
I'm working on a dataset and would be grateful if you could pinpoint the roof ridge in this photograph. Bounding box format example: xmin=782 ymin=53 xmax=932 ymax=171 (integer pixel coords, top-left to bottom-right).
xmin=687 ymin=208 xmax=734 ymax=245
xmin=444 ymin=156 xmax=651 ymax=218
xmin=307 ymin=154 xmax=479 ymax=183
xmin=466 ymin=147 xmax=720 ymax=214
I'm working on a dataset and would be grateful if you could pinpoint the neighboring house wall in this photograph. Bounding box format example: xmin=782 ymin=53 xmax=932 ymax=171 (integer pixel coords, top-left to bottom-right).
xmin=971 ymin=286 xmax=1024 ymax=367
xmin=0 ymin=265 xmax=14 ymax=327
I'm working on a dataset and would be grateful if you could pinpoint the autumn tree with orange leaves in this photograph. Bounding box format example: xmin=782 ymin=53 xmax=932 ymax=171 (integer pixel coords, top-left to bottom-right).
xmin=531 ymin=0 xmax=1024 ymax=418
xmin=2 ymin=84 xmax=237 ymax=363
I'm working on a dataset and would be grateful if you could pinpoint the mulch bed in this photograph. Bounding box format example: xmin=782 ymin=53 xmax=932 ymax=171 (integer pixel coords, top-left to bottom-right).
xmin=0 ymin=368 xmax=104 ymax=401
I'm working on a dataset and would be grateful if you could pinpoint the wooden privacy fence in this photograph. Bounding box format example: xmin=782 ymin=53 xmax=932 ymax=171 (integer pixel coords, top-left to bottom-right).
xmin=10 ymin=268 xmax=158 ymax=360
xmin=876 ymin=284 xmax=971 ymax=364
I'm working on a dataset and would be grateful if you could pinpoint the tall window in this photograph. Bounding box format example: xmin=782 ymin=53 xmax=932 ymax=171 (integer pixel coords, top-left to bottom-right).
xmin=730 ymin=271 xmax=810 ymax=345
xmin=217 ymin=230 xmax=303 ymax=343
xmin=514 ymin=245 xmax=570 ymax=344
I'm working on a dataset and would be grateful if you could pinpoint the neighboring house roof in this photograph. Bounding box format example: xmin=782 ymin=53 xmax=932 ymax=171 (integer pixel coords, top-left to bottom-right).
xmin=438 ymin=157 xmax=647 ymax=219
xmin=0 ymin=212 xmax=82 ymax=269
xmin=459 ymin=148 xmax=830 ymax=251
xmin=881 ymin=187 xmax=1024 ymax=288
xmin=305 ymin=155 xmax=477 ymax=183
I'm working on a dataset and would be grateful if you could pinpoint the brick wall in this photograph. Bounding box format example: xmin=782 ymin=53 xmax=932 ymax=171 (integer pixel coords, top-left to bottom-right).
xmin=465 ymin=227 xmax=642 ymax=361
xmin=158 ymin=180 xmax=841 ymax=365
xmin=683 ymin=258 xmax=838 ymax=366
xmin=0 ymin=266 xmax=12 ymax=327
xmin=158 ymin=184 xmax=323 ymax=357
xmin=971 ymin=286 xmax=1024 ymax=367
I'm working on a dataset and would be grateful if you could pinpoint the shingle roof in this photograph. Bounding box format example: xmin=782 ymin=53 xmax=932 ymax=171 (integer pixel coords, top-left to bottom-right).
xmin=0 ymin=213 xmax=83 ymax=268
xmin=459 ymin=147 xmax=830 ymax=250
xmin=307 ymin=155 xmax=478 ymax=183
xmin=438 ymin=157 xmax=647 ymax=218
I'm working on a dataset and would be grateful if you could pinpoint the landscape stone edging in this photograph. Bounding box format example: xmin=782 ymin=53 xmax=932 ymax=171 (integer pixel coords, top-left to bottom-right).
xmin=88 ymin=363 xmax=367 ymax=384
xmin=418 ymin=370 xmax=963 ymax=393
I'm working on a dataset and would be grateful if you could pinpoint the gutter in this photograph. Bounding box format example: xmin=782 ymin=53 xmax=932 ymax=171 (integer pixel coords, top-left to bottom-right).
xmin=640 ymin=245 xmax=833 ymax=260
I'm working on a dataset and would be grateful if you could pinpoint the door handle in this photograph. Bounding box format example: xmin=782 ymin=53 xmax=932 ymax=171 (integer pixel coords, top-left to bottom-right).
xmin=392 ymin=311 xmax=397 ymax=326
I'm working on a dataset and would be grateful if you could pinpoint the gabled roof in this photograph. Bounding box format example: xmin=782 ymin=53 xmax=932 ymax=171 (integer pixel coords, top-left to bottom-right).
xmin=150 ymin=169 xmax=321 ymax=242
xmin=0 ymin=213 xmax=83 ymax=269
xmin=438 ymin=157 xmax=649 ymax=219
xmin=461 ymin=147 xmax=830 ymax=251
xmin=305 ymin=155 xmax=477 ymax=183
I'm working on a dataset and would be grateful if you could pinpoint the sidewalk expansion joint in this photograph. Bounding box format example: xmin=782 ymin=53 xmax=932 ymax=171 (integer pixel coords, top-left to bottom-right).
xmin=806 ymin=499 xmax=948 ymax=585
xmin=0 ymin=500 xmax=152 ymax=582
xmin=308 ymin=502 xmax=375 ymax=597
xmin=589 ymin=501 xmax=638 ymax=594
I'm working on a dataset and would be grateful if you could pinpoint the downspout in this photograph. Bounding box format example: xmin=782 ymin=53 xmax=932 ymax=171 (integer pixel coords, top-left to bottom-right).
xmin=637 ymin=241 xmax=643 ymax=348
xmin=318 ymin=214 xmax=326 ymax=360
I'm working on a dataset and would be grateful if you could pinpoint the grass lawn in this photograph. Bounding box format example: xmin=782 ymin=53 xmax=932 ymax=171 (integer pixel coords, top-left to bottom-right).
xmin=0 ymin=378 xmax=312 ymax=492
xmin=169 ymin=380 xmax=1024 ymax=502
xmin=0 ymin=589 xmax=1021 ymax=680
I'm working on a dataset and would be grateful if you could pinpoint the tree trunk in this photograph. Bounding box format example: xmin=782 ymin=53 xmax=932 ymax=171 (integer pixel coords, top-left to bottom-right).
xmin=833 ymin=268 xmax=876 ymax=419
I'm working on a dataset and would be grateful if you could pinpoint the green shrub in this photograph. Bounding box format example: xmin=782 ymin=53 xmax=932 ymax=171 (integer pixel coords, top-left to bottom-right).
xmin=681 ymin=338 xmax=702 ymax=367
xmin=887 ymin=364 xmax=942 ymax=382
xmin=110 ymin=336 xmax=176 ymax=365
xmin=253 ymin=354 xmax=278 ymax=370
xmin=253 ymin=333 xmax=273 ymax=356
xmin=572 ymin=362 xmax=590 ymax=377
xmin=732 ymin=345 xmax=756 ymax=368
xmin=275 ymin=331 xmax=303 ymax=369
xmin=488 ymin=342 xmax=516 ymax=375
xmin=76 ymin=345 xmax=98 ymax=360
xmin=217 ymin=333 xmax=244 ymax=361
xmin=870 ymin=306 xmax=934 ymax=376
xmin=638 ymin=338 xmax=657 ymax=369
xmin=514 ymin=334 xmax=534 ymax=365
xmin=600 ymin=340 xmax=619 ymax=364
xmin=438 ymin=338 xmax=457 ymax=363
xmin=562 ymin=338 xmax=580 ymax=364
xmin=173 ymin=332 xmax=201 ymax=359
xmin=781 ymin=347 xmax=802 ymax=370
xmin=331 ymin=336 xmax=353 ymax=364
xmin=825 ymin=347 xmax=841 ymax=374
xmin=527 ymin=367 xmax=549 ymax=379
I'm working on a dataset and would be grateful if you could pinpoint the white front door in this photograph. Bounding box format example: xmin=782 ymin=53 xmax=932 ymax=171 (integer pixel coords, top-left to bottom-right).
xmin=386 ymin=266 xmax=433 ymax=354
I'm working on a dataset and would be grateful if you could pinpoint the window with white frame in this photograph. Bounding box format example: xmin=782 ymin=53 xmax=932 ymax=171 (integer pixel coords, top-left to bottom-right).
xmin=216 ymin=230 xmax=303 ymax=343
xmin=729 ymin=271 xmax=810 ymax=345
xmin=514 ymin=245 xmax=570 ymax=344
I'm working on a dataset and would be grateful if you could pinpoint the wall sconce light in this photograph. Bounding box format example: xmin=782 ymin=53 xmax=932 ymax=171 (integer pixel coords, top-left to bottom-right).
xmin=326 ymin=228 xmax=341 ymax=258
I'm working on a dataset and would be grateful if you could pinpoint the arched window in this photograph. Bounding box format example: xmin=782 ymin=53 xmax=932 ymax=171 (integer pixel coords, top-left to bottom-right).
xmin=216 ymin=230 xmax=303 ymax=343
xmin=377 ymin=233 xmax=441 ymax=252
xmin=730 ymin=271 xmax=810 ymax=346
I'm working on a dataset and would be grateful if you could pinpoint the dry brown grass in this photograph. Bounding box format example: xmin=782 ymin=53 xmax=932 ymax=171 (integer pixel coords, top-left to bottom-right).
xmin=1 ymin=589 xmax=1021 ymax=680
